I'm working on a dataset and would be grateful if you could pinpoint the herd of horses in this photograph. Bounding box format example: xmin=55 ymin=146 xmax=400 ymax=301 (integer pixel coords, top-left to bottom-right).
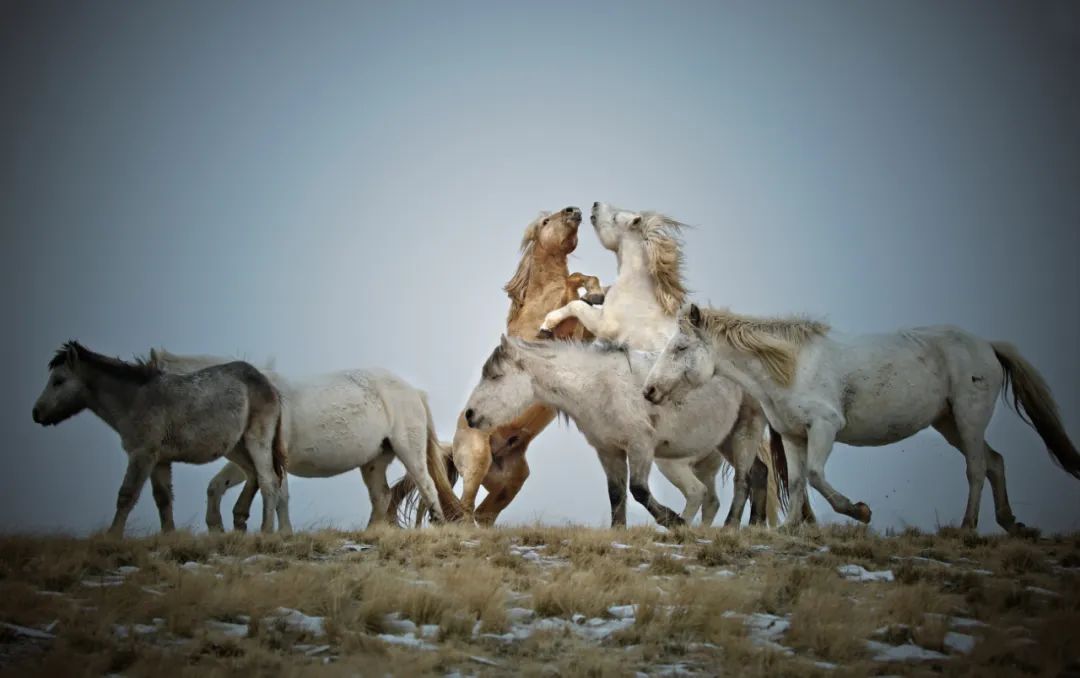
xmin=32 ymin=203 xmax=1079 ymax=537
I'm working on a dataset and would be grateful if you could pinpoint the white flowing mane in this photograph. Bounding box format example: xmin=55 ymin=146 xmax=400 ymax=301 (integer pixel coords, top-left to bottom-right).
xmin=633 ymin=213 xmax=689 ymax=315
xmin=687 ymin=307 xmax=830 ymax=386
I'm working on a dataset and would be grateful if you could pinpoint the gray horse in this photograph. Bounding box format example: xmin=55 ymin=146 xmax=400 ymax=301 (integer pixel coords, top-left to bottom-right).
xmin=32 ymin=341 xmax=287 ymax=536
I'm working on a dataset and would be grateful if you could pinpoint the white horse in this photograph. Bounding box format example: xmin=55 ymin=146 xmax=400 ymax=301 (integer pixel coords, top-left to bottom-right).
xmin=643 ymin=305 xmax=1080 ymax=532
xmin=538 ymin=202 xmax=684 ymax=352
xmin=150 ymin=349 xmax=464 ymax=530
xmin=33 ymin=342 xmax=287 ymax=536
xmin=463 ymin=336 xmax=785 ymax=528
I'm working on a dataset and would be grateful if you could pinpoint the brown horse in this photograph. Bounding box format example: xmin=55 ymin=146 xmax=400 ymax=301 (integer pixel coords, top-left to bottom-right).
xmin=390 ymin=206 xmax=603 ymax=524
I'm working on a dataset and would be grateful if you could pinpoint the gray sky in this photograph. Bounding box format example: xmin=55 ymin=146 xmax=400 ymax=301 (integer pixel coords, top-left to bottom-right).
xmin=2 ymin=2 xmax=1078 ymax=535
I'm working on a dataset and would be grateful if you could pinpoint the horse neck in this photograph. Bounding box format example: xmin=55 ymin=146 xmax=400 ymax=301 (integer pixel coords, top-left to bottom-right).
xmin=77 ymin=365 xmax=146 ymax=435
xmin=707 ymin=336 xmax=778 ymax=403
xmin=525 ymin=246 xmax=570 ymax=293
xmin=613 ymin=236 xmax=656 ymax=296
xmin=516 ymin=347 xmax=598 ymax=416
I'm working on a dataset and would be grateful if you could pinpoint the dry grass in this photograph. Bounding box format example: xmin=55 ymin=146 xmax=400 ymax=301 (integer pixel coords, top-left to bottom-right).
xmin=0 ymin=524 xmax=1076 ymax=677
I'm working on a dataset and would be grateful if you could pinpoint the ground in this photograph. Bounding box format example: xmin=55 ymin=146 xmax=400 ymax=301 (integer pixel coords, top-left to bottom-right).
xmin=0 ymin=524 xmax=1078 ymax=677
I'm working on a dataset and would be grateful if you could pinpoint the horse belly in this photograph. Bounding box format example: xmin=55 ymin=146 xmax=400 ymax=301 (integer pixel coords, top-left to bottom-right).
xmin=838 ymin=367 xmax=948 ymax=447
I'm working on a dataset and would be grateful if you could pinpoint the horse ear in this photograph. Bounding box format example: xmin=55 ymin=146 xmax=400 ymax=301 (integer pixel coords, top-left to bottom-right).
xmin=632 ymin=216 xmax=642 ymax=226
xmin=499 ymin=334 xmax=511 ymax=350
xmin=149 ymin=348 xmax=160 ymax=362
xmin=689 ymin=304 xmax=703 ymax=328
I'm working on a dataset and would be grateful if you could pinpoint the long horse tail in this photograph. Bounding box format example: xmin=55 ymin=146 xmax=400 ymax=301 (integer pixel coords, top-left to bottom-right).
xmin=271 ymin=406 xmax=287 ymax=485
xmin=387 ymin=441 xmax=458 ymax=527
xmin=992 ymin=341 xmax=1080 ymax=479
xmin=758 ymin=435 xmax=780 ymax=527
xmin=768 ymin=427 xmax=790 ymax=514
xmin=419 ymin=393 xmax=466 ymax=522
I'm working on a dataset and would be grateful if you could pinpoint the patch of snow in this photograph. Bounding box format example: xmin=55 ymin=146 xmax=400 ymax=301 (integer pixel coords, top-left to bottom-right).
xmin=696 ymin=538 xmax=712 ymax=545
xmin=300 ymin=644 xmax=331 ymax=656
xmin=751 ymin=544 xmax=771 ymax=552
xmin=36 ymin=590 xmax=65 ymax=597
xmin=382 ymin=613 xmax=417 ymax=635
xmin=610 ymin=542 xmax=633 ymax=550
xmin=838 ymin=564 xmax=895 ymax=582
xmin=113 ymin=566 xmax=140 ymax=576
xmin=1024 ymin=586 xmax=1060 ymax=598
xmin=339 ymin=541 xmax=374 ymax=553
xmin=205 ymin=620 xmax=249 ymax=638
xmin=866 ymin=640 xmax=948 ymax=662
xmin=2 ymin=622 xmax=56 ymax=640
xmin=469 ymin=655 xmax=500 ymax=667
xmin=967 ymin=568 xmax=993 ymax=576
xmin=80 ymin=576 xmax=126 ymax=588
xmin=607 ymin=604 xmax=638 ymax=619
xmin=944 ymin=632 xmax=975 ymax=654
xmin=892 ymin=555 xmax=951 ymax=568
xmin=113 ymin=618 xmax=164 ymax=639
xmin=377 ymin=632 xmax=436 ymax=650
xmin=651 ymin=663 xmax=696 ymax=676
xmin=460 ymin=540 xmax=481 ymax=548
xmin=506 ymin=607 xmax=535 ymax=623
xmin=140 ymin=585 xmax=166 ymax=597
xmin=420 ymin=624 xmax=440 ymax=639
xmin=813 ymin=661 xmax=838 ymax=670
xmin=652 ymin=542 xmax=684 ymax=550
xmin=264 ymin=607 xmax=326 ymax=636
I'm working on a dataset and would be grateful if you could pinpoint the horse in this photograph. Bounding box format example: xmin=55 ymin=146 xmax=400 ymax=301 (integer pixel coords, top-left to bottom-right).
xmin=537 ymin=202 xmax=686 ymax=352
xmin=537 ymin=202 xmax=801 ymax=525
xmin=643 ymin=304 xmax=1080 ymax=532
xmin=389 ymin=206 xmax=605 ymax=525
xmin=463 ymin=336 xmax=787 ymax=528
xmin=31 ymin=341 xmax=288 ymax=536
xmin=149 ymin=349 xmax=465 ymax=530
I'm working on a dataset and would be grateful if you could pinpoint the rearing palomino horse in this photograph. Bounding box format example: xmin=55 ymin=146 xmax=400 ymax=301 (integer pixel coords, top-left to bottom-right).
xmin=643 ymin=304 xmax=1080 ymax=532
xmin=389 ymin=206 xmax=604 ymax=524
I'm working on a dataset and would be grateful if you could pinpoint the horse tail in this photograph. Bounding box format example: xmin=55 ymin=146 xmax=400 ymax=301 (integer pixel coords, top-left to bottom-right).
xmin=993 ymin=341 xmax=1080 ymax=479
xmin=420 ymin=393 xmax=466 ymax=522
xmin=768 ymin=427 xmax=790 ymax=514
xmin=271 ymin=399 xmax=287 ymax=485
xmin=387 ymin=440 xmax=458 ymax=527
xmin=757 ymin=435 xmax=780 ymax=527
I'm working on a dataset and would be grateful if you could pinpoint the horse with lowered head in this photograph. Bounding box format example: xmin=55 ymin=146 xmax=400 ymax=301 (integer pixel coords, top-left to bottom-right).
xmin=644 ymin=304 xmax=1080 ymax=532
xmin=32 ymin=341 xmax=287 ymax=536
xmin=150 ymin=348 xmax=465 ymax=531
xmin=464 ymin=336 xmax=788 ymax=528
xmin=390 ymin=206 xmax=605 ymax=525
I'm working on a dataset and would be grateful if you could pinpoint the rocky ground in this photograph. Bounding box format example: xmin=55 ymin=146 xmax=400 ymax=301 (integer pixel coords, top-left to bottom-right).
xmin=0 ymin=524 xmax=1077 ymax=676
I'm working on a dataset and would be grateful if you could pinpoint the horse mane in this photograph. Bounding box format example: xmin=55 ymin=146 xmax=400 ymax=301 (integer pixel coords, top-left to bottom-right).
xmin=687 ymin=308 xmax=829 ymax=386
xmin=503 ymin=211 xmax=550 ymax=324
xmin=49 ymin=341 xmax=161 ymax=384
xmin=483 ymin=337 xmax=629 ymax=379
xmin=633 ymin=213 xmax=689 ymax=315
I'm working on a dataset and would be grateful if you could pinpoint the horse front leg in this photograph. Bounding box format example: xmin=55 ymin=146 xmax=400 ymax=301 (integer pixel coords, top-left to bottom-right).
xmin=627 ymin=446 xmax=684 ymax=529
xmin=452 ymin=428 xmax=492 ymax=521
xmin=805 ymin=420 xmax=871 ymax=524
xmin=475 ymin=453 xmax=530 ymax=526
xmin=538 ymin=300 xmax=603 ymax=339
xmin=109 ymin=452 xmax=154 ymax=538
xmin=595 ymin=447 xmax=629 ymax=527
xmin=150 ymin=462 xmax=175 ymax=532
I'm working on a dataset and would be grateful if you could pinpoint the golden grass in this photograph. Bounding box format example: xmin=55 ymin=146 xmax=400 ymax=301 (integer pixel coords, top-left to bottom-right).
xmin=0 ymin=524 xmax=1076 ymax=677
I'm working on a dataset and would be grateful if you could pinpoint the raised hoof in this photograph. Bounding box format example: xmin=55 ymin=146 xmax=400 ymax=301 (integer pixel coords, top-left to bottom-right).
xmin=583 ymin=293 xmax=605 ymax=306
xmin=536 ymin=328 xmax=555 ymax=340
xmin=852 ymin=502 xmax=872 ymax=524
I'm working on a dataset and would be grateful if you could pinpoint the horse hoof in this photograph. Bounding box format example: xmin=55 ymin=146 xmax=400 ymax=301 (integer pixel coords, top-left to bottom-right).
xmin=536 ymin=328 xmax=554 ymax=340
xmin=853 ymin=502 xmax=872 ymax=524
xmin=583 ymin=293 xmax=605 ymax=306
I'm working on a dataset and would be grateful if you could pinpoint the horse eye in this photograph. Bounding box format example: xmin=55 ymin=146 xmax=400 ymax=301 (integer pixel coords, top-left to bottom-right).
xmin=52 ymin=377 xmax=65 ymax=387
xmin=542 ymin=219 xmax=549 ymax=225
xmin=490 ymin=374 xmax=502 ymax=382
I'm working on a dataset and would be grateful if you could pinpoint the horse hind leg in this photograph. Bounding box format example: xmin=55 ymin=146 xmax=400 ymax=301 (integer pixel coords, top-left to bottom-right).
xmin=240 ymin=417 xmax=281 ymax=534
xmin=361 ymin=449 xmax=395 ymax=527
xmin=275 ymin=473 xmax=292 ymax=534
xmin=392 ymin=432 xmax=446 ymax=524
xmin=150 ymin=462 xmax=175 ymax=532
xmin=933 ymin=413 xmax=1009 ymax=532
xmin=475 ymin=452 xmax=530 ymax=526
xmin=206 ymin=462 xmax=248 ymax=532
xmin=692 ymin=453 xmax=725 ymax=526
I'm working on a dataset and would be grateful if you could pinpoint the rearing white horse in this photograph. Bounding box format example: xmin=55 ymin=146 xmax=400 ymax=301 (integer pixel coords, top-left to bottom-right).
xmin=538 ymin=202 xmax=684 ymax=352
xmin=643 ymin=304 xmax=1080 ymax=532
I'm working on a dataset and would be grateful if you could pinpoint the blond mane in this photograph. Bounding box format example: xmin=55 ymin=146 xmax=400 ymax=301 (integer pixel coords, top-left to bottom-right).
xmin=687 ymin=307 xmax=829 ymax=386
xmin=503 ymin=211 xmax=550 ymax=324
xmin=634 ymin=213 xmax=689 ymax=315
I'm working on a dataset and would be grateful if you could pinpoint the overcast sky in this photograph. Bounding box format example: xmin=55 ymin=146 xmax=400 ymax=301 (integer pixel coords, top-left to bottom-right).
xmin=2 ymin=2 xmax=1078 ymax=535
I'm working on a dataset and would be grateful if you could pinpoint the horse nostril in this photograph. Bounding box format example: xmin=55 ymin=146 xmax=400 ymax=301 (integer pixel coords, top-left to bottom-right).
xmin=564 ymin=207 xmax=575 ymax=214
xmin=465 ymin=409 xmax=475 ymax=425
xmin=643 ymin=386 xmax=656 ymax=402
xmin=592 ymin=202 xmax=599 ymax=210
